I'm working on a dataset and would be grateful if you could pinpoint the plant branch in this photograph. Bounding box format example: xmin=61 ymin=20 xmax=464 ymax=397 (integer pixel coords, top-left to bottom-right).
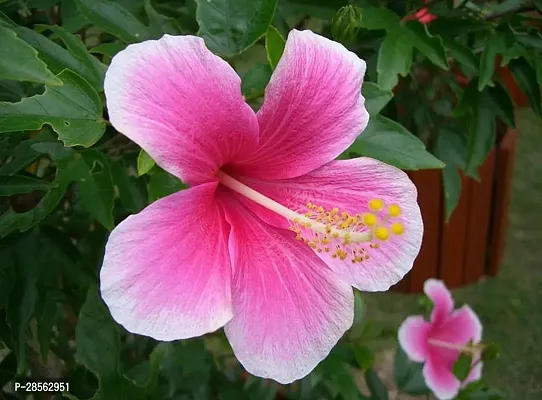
xmin=483 ymin=0 xmax=535 ymax=20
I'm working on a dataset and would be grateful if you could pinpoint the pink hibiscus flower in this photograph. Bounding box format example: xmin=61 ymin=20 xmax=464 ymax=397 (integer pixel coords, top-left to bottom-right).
xmin=398 ymin=279 xmax=483 ymax=399
xmin=101 ymin=30 xmax=423 ymax=383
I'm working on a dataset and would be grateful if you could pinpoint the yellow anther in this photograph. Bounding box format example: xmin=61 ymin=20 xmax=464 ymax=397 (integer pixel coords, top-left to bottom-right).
xmin=370 ymin=243 xmax=380 ymax=249
xmin=296 ymin=234 xmax=302 ymax=240
xmin=374 ymin=226 xmax=389 ymax=241
xmin=363 ymin=213 xmax=378 ymax=227
xmin=321 ymin=236 xmax=330 ymax=245
xmin=388 ymin=204 xmax=402 ymax=217
xmin=305 ymin=212 xmax=312 ymax=217
xmin=391 ymin=222 xmax=404 ymax=235
xmin=331 ymin=208 xmax=339 ymax=215
xmin=331 ymin=253 xmax=337 ymax=259
xmin=317 ymin=248 xmax=323 ymax=253
xmin=324 ymin=247 xmax=330 ymax=252
xmin=332 ymin=232 xmax=339 ymax=238
xmin=369 ymin=198 xmax=384 ymax=211
xmin=317 ymin=206 xmax=324 ymax=213
xmin=325 ymin=225 xmax=332 ymax=234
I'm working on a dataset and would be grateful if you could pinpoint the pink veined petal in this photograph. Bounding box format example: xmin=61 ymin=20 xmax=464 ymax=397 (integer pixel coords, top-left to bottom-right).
xmin=104 ymin=34 xmax=259 ymax=185
xmin=465 ymin=360 xmax=483 ymax=385
xmin=423 ymin=356 xmax=461 ymax=400
xmin=424 ymin=279 xmax=454 ymax=326
xmin=218 ymin=191 xmax=354 ymax=384
xmin=229 ymin=29 xmax=369 ymax=180
xmin=100 ymin=183 xmax=233 ymax=341
xmin=431 ymin=305 xmax=483 ymax=345
xmin=234 ymin=158 xmax=423 ymax=291
xmin=398 ymin=316 xmax=431 ymax=362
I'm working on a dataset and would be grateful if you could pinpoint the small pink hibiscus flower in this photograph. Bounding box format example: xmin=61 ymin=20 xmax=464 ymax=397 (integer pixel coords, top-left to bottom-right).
xmin=101 ymin=30 xmax=423 ymax=383
xmin=398 ymin=279 xmax=483 ymax=399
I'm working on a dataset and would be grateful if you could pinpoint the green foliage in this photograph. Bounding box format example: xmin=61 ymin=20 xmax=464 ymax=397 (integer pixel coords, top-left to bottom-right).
xmin=195 ymin=0 xmax=278 ymax=57
xmin=0 ymin=70 xmax=106 ymax=147
xmin=265 ymin=26 xmax=285 ymax=69
xmin=393 ymin=347 xmax=430 ymax=396
xmin=0 ymin=25 xmax=61 ymax=86
xmin=0 ymin=0 xmax=526 ymax=397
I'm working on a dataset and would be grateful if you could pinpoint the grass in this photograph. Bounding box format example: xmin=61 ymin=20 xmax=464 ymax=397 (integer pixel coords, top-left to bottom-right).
xmin=364 ymin=108 xmax=542 ymax=399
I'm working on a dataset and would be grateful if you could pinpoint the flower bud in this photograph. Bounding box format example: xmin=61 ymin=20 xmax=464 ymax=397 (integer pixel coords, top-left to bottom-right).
xmin=331 ymin=6 xmax=361 ymax=44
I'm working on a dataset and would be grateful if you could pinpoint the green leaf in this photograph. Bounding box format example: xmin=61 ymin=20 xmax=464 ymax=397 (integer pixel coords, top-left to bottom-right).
xmin=6 ymin=232 xmax=41 ymax=373
xmin=351 ymin=115 xmax=445 ymax=170
xmin=0 ymin=69 xmax=106 ymax=148
xmin=466 ymin=87 xmax=496 ymax=177
xmin=482 ymin=343 xmax=500 ymax=361
xmin=144 ymin=0 xmax=182 ymax=37
xmin=362 ymin=82 xmax=393 ymax=115
xmin=478 ymin=32 xmax=503 ymax=91
xmin=241 ymin=63 xmax=272 ymax=100
xmin=0 ymin=145 xmax=113 ymax=237
xmin=90 ymin=42 xmax=125 ymax=57
xmin=0 ymin=128 xmax=55 ymax=175
xmin=435 ymin=128 xmax=468 ymax=220
xmin=444 ymin=39 xmax=479 ymax=75
xmin=1 ymin=20 xmax=106 ymax=89
xmin=0 ymin=25 xmax=61 ymax=86
xmin=486 ymin=83 xmax=515 ymax=127
xmin=76 ymin=288 xmax=120 ymax=378
xmin=195 ymin=0 xmax=278 ymax=57
xmin=405 ymin=21 xmax=449 ymax=70
xmin=147 ymin=166 xmax=186 ymax=202
xmin=36 ymin=290 xmax=58 ymax=362
xmin=365 ymin=369 xmax=388 ymax=400
xmin=75 ymin=0 xmax=151 ymax=43
xmin=0 ymin=175 xmax=56 ymax=196
xmin=111 ymin=162 xmax=147 ymax=214
xmin=393 ymin=347 xmax=430 ymax=396
xmin=137 ymin=149 xmax=155 ymax=176
xmin=36 ymin=24 xmax=106 ymax=88
xmin=508 ymin=57 xmax=542 ymax=116
xmin=377 ymin=28 xmax=413 ymax=90
xmin=265 ymin=25 xmax=285 ymax=70
xmin=0 ymin=144 xmax=75 ymax=239
xmin=358 ymin=7 xmax=400 ymax=30
xmin=453 ymin=352 xmax=473 ymax=381
xmin=442 ymin=164 xmax=462 ymax=221
xmin=61 ymin=0 xmax=89 ymax=33
xmin=77 ymin=150 xmax=115 ymax=230
xmin=354 ymin=346 xmax=375 ymax=370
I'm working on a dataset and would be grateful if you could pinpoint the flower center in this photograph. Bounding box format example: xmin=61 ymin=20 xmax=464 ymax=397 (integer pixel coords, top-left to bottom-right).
xmin=217 ymin=171 xmax=404 ymax=263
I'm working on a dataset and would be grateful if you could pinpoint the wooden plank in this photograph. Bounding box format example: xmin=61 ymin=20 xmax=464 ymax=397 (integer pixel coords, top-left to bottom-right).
xmin=407 ymin=170 xmax=442 ymax=293
xmin=439 ymin=173 xmax=470 ymax=288
xmin=463 ymin=151 xmax=496 ymax=284
xmin=391 ymin=271 xmax=411 ymax=293
xmin=488 ymin=130 xmax=517 ymax=275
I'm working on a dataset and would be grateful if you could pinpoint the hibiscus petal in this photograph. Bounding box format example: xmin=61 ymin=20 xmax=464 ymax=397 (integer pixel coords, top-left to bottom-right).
xmin=423 ymin=357 xmax=461 ymax=400
xmin=218 ymin=192 xmax=354 ymax=384
xmin=432 ymin=305 xmax=483 ymax=345
xmin=465 ymin=360 xmax=483 ymax=384
xmin=100 ymin=183 xmax=233 ymax=341
xmin=424 ymin=279 xmax=454 ymax=326
xmin=104 ymin=35 xmax=258 ymax=184
xmin=236 ymin=158 xmax=423 ymax=291
xmin=230 ymin=29 xmax=369 ymax=179
xmin=398 ymin=316 xmax=431 ymax=362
